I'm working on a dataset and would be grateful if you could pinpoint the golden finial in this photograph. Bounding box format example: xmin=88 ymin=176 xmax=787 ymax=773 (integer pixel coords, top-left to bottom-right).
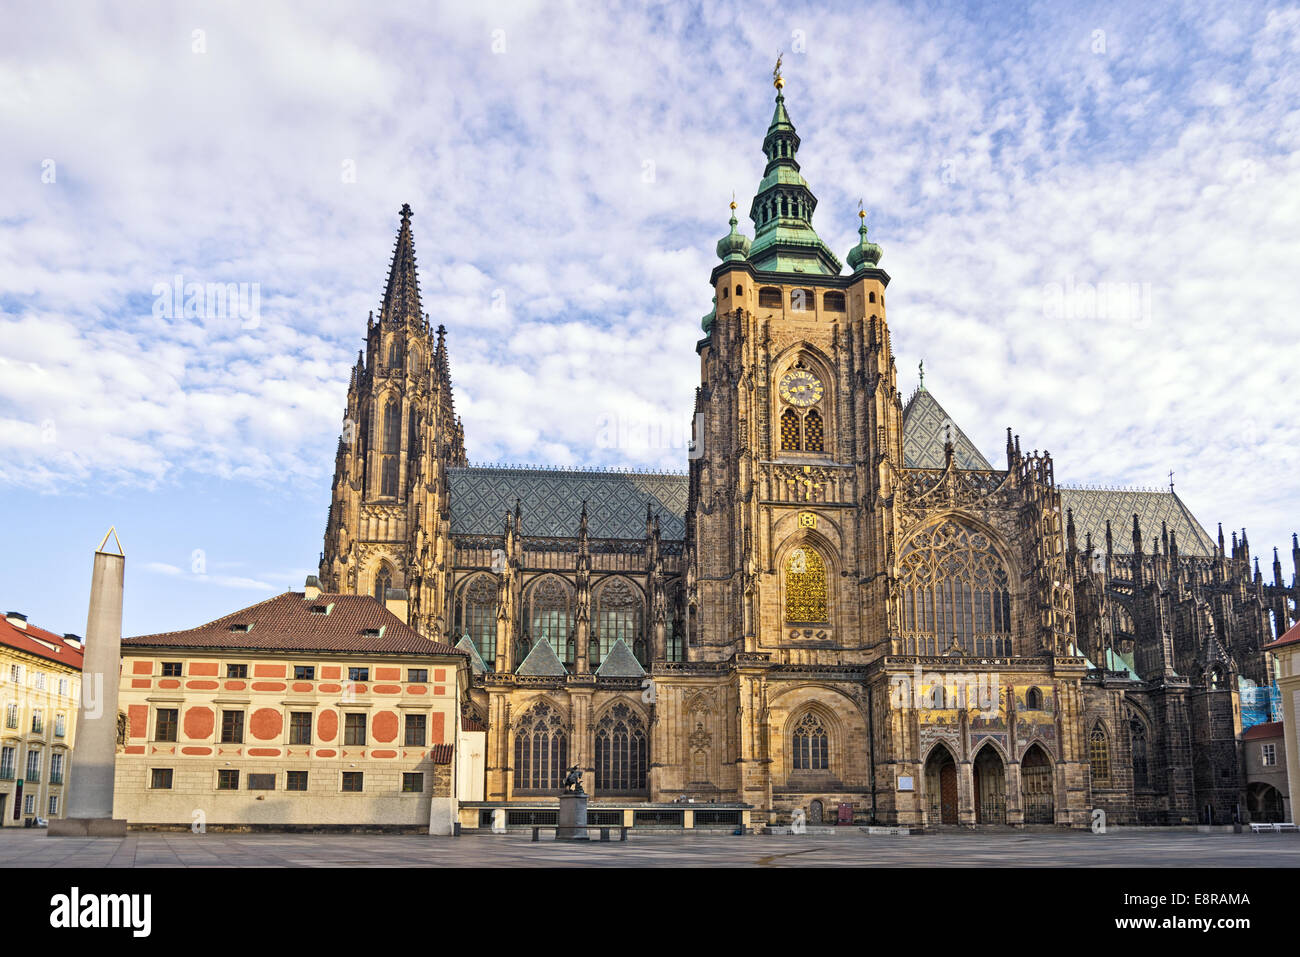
xmin=730 ymin=190 xmax=737 ymax=211
xmin=773 ymin=53 xmax=784 ymax=90
xmin=858 ymin=197 xmax=866 ymax=220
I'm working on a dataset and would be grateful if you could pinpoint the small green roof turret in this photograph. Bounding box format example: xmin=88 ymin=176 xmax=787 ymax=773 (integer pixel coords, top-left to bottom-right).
xmin=846 ymin=205 xmax=883 ymax=274
xmin=745 ymin=60 xmax=842 ymax=276
xmin=716 ymin=198 xmax=752 ymax=263
xmin=701 ymin=295 xmax=717 ymax=334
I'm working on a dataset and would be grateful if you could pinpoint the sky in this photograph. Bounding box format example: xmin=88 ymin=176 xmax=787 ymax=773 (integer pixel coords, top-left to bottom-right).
xmin=1 ymin=0 xmax=1298 ymax=638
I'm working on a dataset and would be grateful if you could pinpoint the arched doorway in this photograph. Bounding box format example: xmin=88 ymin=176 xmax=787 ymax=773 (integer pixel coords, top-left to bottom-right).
xmin=1247 ymin=783 xmax=1285 ymax=823
xmin=1021 ymin=743 xmax=1055 ymax=824
xmin=924 ymin=745 xmax=959 ymax=825
xmin=808 ymin=799 xmax=824 ymax=825
xmin=973 ymin=745 xmax=1006 ymax=824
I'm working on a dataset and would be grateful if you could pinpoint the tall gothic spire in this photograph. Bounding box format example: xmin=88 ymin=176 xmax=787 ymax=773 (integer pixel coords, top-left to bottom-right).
xmin=380 ymin=203 xmax=423 ymax=324
xmin=745 ymin=68 xmax=842 ymax=275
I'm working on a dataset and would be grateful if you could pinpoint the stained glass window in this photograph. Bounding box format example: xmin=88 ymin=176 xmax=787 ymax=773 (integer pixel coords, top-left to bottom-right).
xmin=595 ymin=578 xmax=643 ymax=665
xmin=898 ymin=520 xmax=1012 ymax=655
xmin=383 ymin=399 xmax=401 ymax=452
xmin=455 ymin=575 xmax=497 ymax=666
xmin=513 ymin=701 xmax=568 ymax=792
xmin=528 ymin=576 xmax=571 ymax=665
xmin=785 ymin=546 xmax=828 ymax=623
xmin=1129 ymin=711 xmax=1149 ymax=789
xmin=791 ymin=712 xmax=829 ymax=771
xmin=594 ymin=703 xmax=648 ymax=793
xmin=1089 ymin=727 xmax=1111 ymax=786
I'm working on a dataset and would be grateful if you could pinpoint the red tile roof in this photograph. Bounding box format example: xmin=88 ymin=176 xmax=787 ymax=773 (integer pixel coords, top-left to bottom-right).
xmin=461 ymin=717 xmax=488 ymax=733
xmin=122 ymin=592 xmax=462 ymax=657
xmin=429 ymin=744 xmax=454 ymax=765
xmin=1265 ymin=619 xmax=1300 ymax=652
xmin=0 ymin=616 xmax=84 ymax=670
xmin=1243 ymin=721 xmax=1284 ymax=741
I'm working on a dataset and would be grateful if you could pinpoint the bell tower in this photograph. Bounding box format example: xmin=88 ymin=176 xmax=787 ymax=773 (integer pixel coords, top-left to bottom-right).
xmin=686 ymin=65 xmax=904 ymax=666
xmin=319 ymin=204 xmax=467 ymax=639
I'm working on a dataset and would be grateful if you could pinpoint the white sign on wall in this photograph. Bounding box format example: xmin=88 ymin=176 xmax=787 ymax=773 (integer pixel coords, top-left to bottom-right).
xmin=898 ymin=776 xmax=914 ymax=791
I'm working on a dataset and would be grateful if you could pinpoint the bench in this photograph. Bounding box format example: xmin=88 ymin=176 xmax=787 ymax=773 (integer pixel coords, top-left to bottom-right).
xmin=1249 ymin=822 xmax=1297 ymax=833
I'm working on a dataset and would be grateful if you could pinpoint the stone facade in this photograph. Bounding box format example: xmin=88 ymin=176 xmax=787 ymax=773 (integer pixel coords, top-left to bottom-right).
xmin=318 ymin=78 xmax=1298 ymax=828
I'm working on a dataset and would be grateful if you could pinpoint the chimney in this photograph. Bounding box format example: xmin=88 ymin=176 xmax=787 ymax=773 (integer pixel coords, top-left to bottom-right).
xmin=385 ymin=587 xmax=410 ymax=625
xmin=303 ymin=575 xmax=322 ymax=601
xmin=5 ymin=612 xmax=27 ymax=630
xmin=62 ymin=633 xmax=83 ymax=649
xmin=51 ymin=526 xmax=128 ymax=835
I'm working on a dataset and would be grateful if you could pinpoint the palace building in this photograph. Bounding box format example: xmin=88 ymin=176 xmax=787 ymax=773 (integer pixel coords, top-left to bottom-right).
xmin=317 ymin=70 xmax=1299 ymax=829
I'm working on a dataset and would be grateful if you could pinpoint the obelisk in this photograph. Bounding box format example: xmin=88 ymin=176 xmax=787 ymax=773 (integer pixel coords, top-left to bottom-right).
xmin=49 ymin=528 xmax=128 ymax=836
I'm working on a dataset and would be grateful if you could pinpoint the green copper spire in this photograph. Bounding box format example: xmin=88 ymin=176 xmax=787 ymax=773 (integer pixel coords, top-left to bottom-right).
xmin=846 ymin=204 xmax=883 ymax=274
xmin=745 ymin=67 xmax=842 ymax=276
xmin=701 ymin=294 xmax=717 ymax=334
xmin=716 ymin=197 xmax=752 ymax=263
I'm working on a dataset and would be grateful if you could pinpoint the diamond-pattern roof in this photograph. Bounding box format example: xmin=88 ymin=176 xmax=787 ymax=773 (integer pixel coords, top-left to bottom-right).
xmin=595 ymin=638 xmax=645 ymax=678
xmin=1058 ymin=487 xmax=1215 ymax=556
xmin=901 ymin=388 xmax=993 ymax=470
xmin=515 ymin=637 xmax=567 ymax=676
xmin=448 ymin=466 xmax=687 ymax=540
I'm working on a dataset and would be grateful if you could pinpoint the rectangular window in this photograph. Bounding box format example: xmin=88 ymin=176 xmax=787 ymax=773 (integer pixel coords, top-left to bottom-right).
xmin=25 ymin=749 xmax=41 ymax=781
xmin=348 ymin=667 xmax=369 ymax=682
xmin=5 ymin=703 xmax=17 ymax=729
xmin=161 ymin=662 xmax=182 ymax=677
xmin=150 ymin=768 xmax=173 ymax=790
xmin=1263 ymin=743 xmax=1277 ymax=767
xmin=407 ymin=668 xmax=428 ymax=683
xmin=226 ymin=664 xmax=248 ymax=678
xmin=294 ymin=665 xmax=316 ymax=680
xmin=48 ymin=795 xmax=58 ymax=816
xmin=404 ymin=713 xmax=426 ymax=747
xmin=8 ymin=664 xmax=18 ymax=683
xmin=247 ymin=773 xmax=276 ymax=790
xmin=341 ymin=771 xmax=363 ymax=792
xmin=286 ymin=770 xmax=308 ymax=792
xmin=34 ymin=672 xmax=45 ymax=691
xmin=49 ymin=752 xmax=64 ymax=784
xmin=54 ymin=714 xmax=66 ymax=738
xmin=23 ymin=794 xmax=34 ymax=815
xmin=0 ymin=746 xmax=14 ymax=779
xmin=220 ymin=711 xmax=244 ymax=744
xmin=155 ymin=708 xmax=179 ymax=742
xmin=289 ymin=712 xmax=313 ymax=745
xmin=344 ymin=713 xmax=367 ymax=746
xmin=402 ymin=772 xmax=424 ymax=793
xmin=58 ymin=678 xmax=68 ymax=697
xmin=217 ymin=769 xmax=239 ymax=790
xmin=30 ymin=710 xmax=43 ymax=734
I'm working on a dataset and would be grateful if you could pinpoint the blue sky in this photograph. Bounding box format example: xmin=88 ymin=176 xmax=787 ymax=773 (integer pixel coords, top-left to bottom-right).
xmin=2 ymin=0 xmax=1298 ymax=638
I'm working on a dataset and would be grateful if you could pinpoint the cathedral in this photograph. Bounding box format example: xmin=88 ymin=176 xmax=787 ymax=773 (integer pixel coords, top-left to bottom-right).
xmin=317 ymin=69 xmax=1299 ymax=828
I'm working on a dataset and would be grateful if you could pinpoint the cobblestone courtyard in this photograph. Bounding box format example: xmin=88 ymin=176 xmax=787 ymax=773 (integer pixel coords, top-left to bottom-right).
xmin=2 ymin=828 xmax=1298 ymax=867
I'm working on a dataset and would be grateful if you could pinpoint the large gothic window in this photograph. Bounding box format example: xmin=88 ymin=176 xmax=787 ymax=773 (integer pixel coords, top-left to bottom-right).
xmin=380 ymin=457 xmax=398 ymax=497
xmin=1089 ymin=726 xmax=1111 ymax=787
xmin=455 ymin=575 xmax=497 ymax=667
xmin=594 ymin=578 xmax=643 ymax=666
xmin=1129 ymin=710 xmax=1149 ymax=789
xmin=528 ymin=576 xmax=572 ymax=666
xmin=791 ymin=711 xmax=829 ymax=771
xmin=513 ymin=701 xmax=568 ymax=792
xmin=784 ymin=545 xmax=829 ymax=623
xmin=373 ymin=565 xmax=393 ymax=603
xmin=594 ymin=703 xmax=648 ymax=793
xmin=898 ymin=520 xmax=1012 ymax=656
xmin=383 ymin=399 xmax=401 ymax=452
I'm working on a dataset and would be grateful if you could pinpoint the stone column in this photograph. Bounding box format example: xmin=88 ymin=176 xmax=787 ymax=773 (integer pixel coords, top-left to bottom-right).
xmin=50 ymin=530 xmax=128 ymax=836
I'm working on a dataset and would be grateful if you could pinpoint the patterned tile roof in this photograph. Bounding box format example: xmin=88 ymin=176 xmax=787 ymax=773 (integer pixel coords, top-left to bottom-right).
xmin=595 ymin=638 xmax=645 ymax=678
xmin=515 ymin=637 xmax=567 ymax=676
xmin=122 ymin=592 xmax=460 ymax=656
xmin=1058 ymin=487 xmax=1216 ymax=556
xmin=448 ymin=466 xmax=688 ymax=540
xmin=901 ymin=388 xmax=993 ymax=470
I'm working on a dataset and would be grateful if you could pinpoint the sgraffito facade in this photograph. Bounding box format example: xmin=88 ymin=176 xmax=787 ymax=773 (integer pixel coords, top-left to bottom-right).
xmin=318 ymin=74 xmax=1298 ymax=828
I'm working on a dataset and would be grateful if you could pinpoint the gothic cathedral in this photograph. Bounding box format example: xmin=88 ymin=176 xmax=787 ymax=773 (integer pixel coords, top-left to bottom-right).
xmin=318 ymin=72 xmax=1299 ymax=828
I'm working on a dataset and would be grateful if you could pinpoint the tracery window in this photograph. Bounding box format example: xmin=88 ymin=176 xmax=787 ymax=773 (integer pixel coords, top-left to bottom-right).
xmin=383 ymin=399 xmax=401 ymax=452
xmin=784 ymin=545 xmax=829 ymax=623
xmin=1129 ymin=710 xmax=1149 ymax=789
xmin=898 ymin=520 xmax=1012 ymax=656
xmin=373 ymin=565 xmax=393 ymax=603
xmin=380 ymin=456 xmax=398 ymax=497
xmin=528 ymin=576 xmax=572 ymax=666
xmin=455 ymin=575 xmax=497 ymax=667
xmin=513 ymin=701 xmax=568 ymax=792
xmin=594 ymin=578 xmax=643 ymax=666
xmin=791 ymin=711 xmax=829 ymax=771
xmin=594 ymin=703 xmax=648 ymax=793
xmin=1089 ymin=726 xmax=1111 ymax=786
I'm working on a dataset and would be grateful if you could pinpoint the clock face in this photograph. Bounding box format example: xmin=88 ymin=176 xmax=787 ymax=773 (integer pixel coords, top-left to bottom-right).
xmin=779 ymin=369 xmax=824 ymax=407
